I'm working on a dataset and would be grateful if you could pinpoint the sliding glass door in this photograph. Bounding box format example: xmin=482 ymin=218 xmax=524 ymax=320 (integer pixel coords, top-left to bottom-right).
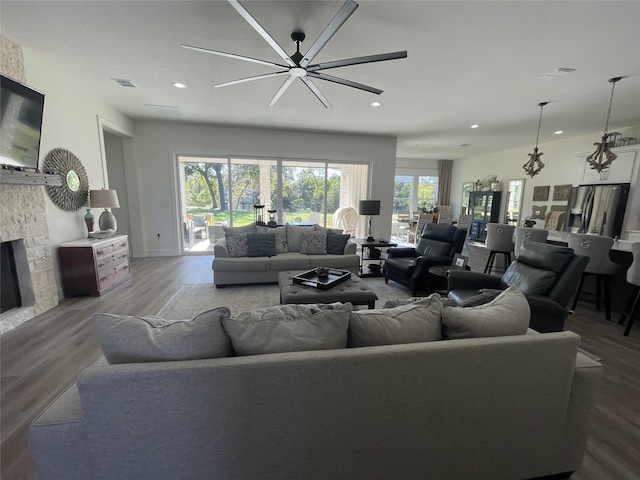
xmin=177 ymin=155 xmax=369 ymax=253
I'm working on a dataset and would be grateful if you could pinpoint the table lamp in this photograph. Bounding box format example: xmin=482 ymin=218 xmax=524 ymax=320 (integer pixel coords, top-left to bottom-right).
xmin=90 ymin=189 xmax=120 ymax=235
xmin=359 ymin=200 xmax=380 ymax=241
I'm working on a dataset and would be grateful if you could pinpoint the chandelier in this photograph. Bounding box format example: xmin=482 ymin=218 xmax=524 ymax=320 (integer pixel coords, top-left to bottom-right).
xmin=586 ymin=77 xmax=622 ymax=173
xmin=523 ymin=102 xmax=548 ymax=177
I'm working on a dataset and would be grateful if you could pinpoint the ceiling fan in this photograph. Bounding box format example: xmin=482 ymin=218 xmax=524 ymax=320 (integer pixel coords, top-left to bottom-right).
xmin=182 ymin=0 xmax=407 ymax=108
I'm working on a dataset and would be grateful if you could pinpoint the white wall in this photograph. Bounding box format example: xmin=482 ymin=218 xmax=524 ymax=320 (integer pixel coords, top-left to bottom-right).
xmin=24 ymin=52 xmax=135 ymax=247
xmin=128 ymin=121 xmax=397 ymax=257
xmin=450 ymin=126 xmax=640 ymax=237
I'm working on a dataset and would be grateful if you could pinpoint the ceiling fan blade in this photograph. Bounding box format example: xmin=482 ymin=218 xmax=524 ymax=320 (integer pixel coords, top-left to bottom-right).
xmin=214 ymin=71 xmax=289 ymax=88
xmin=182 ymin=44 xmax=287 ymax=68
xmin=227 ymin=0 xmax=296 ymax=67
xmin=307 ymin=72 xmax=382 ymax=95
xmin=299 ymin=0 xmax=358 ymax=68
xmin=300 ymin=76 xmax=332 ymax=108
xmin=307 ymin=51 xmax=408 ymax=72
xmin=269 ymin=75 xmax=297 ymax=106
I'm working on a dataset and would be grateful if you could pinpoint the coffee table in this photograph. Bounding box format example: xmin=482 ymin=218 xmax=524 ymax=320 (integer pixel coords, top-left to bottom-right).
xmin=278 ymin=270 xmax=378 ymax=309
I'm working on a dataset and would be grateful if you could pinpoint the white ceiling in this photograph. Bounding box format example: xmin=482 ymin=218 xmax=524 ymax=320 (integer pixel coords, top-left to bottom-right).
xmin=2 ymin=1 xmax=640 ymax=160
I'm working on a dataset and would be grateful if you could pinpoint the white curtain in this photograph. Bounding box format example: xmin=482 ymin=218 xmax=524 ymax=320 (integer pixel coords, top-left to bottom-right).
xmin=350 ymin=164 xmax=369 ymax=238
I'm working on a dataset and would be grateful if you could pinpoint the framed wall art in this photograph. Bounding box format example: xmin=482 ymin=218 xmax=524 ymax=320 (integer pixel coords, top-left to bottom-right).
xmin=552 ymin=184 xmax=571 ymax=202
xmin=532 ymin=186 xmax=550 ymax=202
xmin=531 ymin=205 xmax=548 ymax=220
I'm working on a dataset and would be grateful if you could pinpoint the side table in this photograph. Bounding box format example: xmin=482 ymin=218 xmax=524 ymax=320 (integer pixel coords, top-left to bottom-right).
xmin=427 ymin=264 xmax=468 ymax=294
xmin=353 ymin=238 xmax=398 ymax=277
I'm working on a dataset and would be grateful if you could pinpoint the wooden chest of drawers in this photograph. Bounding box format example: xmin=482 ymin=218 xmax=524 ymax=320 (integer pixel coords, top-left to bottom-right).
xmin=58 ymin=235 xmax=131 ymax=297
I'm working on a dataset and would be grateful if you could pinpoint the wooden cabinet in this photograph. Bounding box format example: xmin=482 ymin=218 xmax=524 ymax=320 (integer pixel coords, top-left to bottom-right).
xmin=58 ymin=235 xmax=131 ymax=297
xmin=468 ymin=191 xmax=502 ymax=241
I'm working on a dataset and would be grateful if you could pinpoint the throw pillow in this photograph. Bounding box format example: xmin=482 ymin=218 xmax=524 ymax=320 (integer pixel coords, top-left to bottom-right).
xmin=286 ymin=224 xmax=315 ymax=252
xmin=348 ymin=295 xmax=443 ymax=347
xmin=257 ymin=225 xmax=288 ymax=253
xmin=222 ymin=303 xmax=352 ymax=355
xmin=326 ymin=231 xmax=350 ymax=255
xmin=441 ymin=285 xmax=530 ymax=339
xmin=247 ymin=232 xmax=277 ymax=257
xmin=226 ymin=233 xmax=249 ymax=257
xmin=301 ymin=229 xmax=327 ymax=255
xmin=222 ymin=222 xmax=256 ymax=235
xmin=93 ymin=308 xmax=233 ymax=364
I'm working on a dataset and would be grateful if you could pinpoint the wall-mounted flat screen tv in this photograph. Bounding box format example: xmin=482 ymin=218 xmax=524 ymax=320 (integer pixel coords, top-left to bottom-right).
xmin=0 ymin=74 xmax=45 ymax=170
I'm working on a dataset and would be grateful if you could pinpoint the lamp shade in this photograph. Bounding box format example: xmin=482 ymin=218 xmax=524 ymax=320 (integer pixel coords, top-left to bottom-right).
xmin=359 ymin=200 xmax=380 ymax=216
xmin=90 ymin=189 xmax=120 ymax=209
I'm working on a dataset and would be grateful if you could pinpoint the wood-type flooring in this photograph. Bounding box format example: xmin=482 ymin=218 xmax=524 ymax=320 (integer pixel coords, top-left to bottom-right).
xmin=1 ymin=249 xmax=638 ymax=480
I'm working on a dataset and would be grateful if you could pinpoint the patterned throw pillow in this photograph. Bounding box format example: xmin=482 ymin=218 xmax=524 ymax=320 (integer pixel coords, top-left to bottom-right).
xmin=257 ymin=225 xmax=288 ymax=253
xmin=326 ymin=231 xmax=350 ymax=255
xmin=247 ymin=232 xmax=277 ymax=257
xmin=226 ymin=233 xmax=249 ymax=257
xmin=301 ymin=229 xmax=327 ymax=255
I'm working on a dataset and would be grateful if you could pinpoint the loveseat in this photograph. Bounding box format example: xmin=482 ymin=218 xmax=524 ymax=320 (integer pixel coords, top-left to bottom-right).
xmin=30 ymin=289 xmax=602 ymax=480
xmin=212 ymin=222 xmax=360 ymax=286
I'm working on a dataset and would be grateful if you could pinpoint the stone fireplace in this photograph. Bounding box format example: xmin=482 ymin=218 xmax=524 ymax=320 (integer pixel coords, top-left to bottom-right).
xmin=0 ymin=184 xmax=59 ymax=334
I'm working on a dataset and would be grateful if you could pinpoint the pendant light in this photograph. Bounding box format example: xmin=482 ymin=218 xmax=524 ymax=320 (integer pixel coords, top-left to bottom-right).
xmin=586 ymin=76 xmax=622 ymax=173
xmin=523 ymin=102 xmax=548 ymax=177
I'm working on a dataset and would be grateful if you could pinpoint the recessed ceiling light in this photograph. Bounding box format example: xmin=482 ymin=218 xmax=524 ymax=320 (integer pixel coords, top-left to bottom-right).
xmin=555 ymin=130 xmax=563 ymax=135
xmin=470 ymin=124 xmax=479 ymax=129
xmin=174 ymin=82 xmax=187 ymax=89
xmin=370 ymin=102 xmax=381 ymax=107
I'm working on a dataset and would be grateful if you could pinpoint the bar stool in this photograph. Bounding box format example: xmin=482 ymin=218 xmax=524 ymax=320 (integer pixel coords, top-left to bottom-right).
xmin=619 ymin=242 xmax=640 ymax=336
xmin=484 ymin=223 xmax=515 ymax=274
xmin=567 ymin=233 xmax=619 ymax=321
xmin=514 ymin=227 xmax=549 ymax=258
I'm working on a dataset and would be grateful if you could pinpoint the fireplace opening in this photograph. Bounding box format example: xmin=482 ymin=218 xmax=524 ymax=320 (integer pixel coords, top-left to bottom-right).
xmin=1 ymin=241 xmax=22 ymax=313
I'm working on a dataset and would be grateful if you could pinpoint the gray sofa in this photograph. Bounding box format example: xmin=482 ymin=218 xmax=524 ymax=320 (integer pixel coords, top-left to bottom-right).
xmin=212 ymin=223 xmax=360 ymax=286
xmin=30 ymin=297 xmax=602 ymax=480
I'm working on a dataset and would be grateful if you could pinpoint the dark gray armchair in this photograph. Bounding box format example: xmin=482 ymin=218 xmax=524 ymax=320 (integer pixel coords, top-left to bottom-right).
xmin=384 ymin=223 xmax=466 ymax=295
xmin=447 ymin=241 xmax=588 ymax=332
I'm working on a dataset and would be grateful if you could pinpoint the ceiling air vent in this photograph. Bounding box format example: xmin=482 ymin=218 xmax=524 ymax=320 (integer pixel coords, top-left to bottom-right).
xmin=537 ymin=68 xmax=576 ymax=81
xmin=111 ymin=78 xmax=137 ymax=88
xmin=145 ymin=105 xmax=183 ymax=117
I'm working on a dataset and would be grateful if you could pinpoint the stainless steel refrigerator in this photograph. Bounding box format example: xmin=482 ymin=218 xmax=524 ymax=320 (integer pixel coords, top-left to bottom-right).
xmin=566 ymin=183 xmax=630 ymax=237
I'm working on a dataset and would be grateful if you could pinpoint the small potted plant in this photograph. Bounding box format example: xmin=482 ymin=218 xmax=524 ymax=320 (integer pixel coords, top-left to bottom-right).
xmin=315 ymin=266 xmax=330 ymax=279
xmin=522 ymin=217 xmax=537 ymax=227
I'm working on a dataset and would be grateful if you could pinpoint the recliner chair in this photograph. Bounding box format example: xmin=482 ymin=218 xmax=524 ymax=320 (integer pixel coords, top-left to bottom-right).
xmin=447 ymin=241 xmax=588 ymax=332
xmin=384 ymin=223 xmax=466 ymax=295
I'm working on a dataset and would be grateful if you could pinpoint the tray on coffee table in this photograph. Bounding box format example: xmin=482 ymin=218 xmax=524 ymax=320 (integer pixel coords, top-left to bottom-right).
xmin=292 ymin=268 xmax=352 ymax=290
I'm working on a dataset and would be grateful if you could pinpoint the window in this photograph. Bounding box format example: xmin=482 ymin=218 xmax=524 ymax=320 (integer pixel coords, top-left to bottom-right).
xmin=177 ymin=155 xmax=369 ymax=253
xmin=393 ymin=174 xmax=438 ymax=215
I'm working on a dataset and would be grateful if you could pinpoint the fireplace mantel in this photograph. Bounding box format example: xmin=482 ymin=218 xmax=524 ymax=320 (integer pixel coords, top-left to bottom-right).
xmin=0 ymin=169 xmax=62 ymax=186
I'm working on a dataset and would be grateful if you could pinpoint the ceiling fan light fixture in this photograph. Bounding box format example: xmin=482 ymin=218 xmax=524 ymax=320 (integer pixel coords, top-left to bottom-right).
xmin=586 ymin=76 xmax=622 ymax=173
xmin=523 ymin=101 xmax=548 ymax=178
xmin=184 ymin=0 xmax=406 ymax=107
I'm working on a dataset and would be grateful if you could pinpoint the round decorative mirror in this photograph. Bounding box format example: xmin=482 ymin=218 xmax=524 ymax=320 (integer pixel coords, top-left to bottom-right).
xmin=66 ymin=170 xmax=81 ymax=192
xmin=43 ymin=148 xmax=89 ymax=212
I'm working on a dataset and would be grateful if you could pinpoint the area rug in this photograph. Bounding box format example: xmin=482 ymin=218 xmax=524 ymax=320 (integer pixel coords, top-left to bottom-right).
xmin=158 ymin=277 xmax=412 ymax=320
